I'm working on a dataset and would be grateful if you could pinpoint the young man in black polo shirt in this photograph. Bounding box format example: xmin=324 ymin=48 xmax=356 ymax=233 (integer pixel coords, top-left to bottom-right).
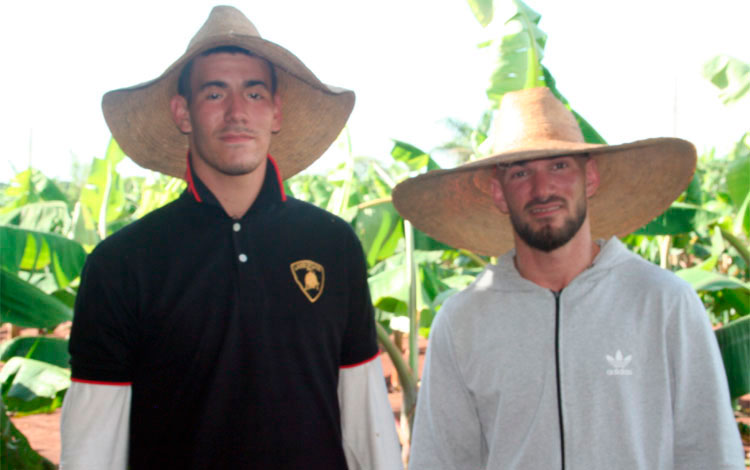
xmin=60 ymin=6 xmax=401 ymax=469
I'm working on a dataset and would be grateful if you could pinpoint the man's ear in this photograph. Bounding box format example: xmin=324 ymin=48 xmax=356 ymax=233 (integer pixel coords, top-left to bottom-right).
xmin=170 ymin=95 xmax=192 ymax=134
xmin=271 ymin=93 xmax=282 ymax=134
xmin=490 ymin=170 xmax=510 ymax=214
xmin=584 ymin=158 xmax=600 ymax=198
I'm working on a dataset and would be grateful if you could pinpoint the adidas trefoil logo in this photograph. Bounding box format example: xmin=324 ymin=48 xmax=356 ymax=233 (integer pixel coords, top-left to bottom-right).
xmin=605 ymin=350 xmax=633 ymax=376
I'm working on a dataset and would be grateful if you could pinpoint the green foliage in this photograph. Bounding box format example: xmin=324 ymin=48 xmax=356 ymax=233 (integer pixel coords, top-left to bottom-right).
xmin=715 ymin=316 xmax=750 ymax=399
xmin=677 ymin=267 xmax=750 ymax=292
xmin=0 ymin=170 xmax=68 ymax=216
xmin=355 ymin=205 xmax=402 ymax=268
xmin=0 ymin=225 xmax=87 ymax=290
xmin=477 ymin=0 xmax=547 ymax=107
xmin=727 ymin=135 xmax=750 ymax=234
xmin=703 ymin=55 xmax=750 ymax=105
xmin=77 ymin=138 xmax=129 ymax=238
xmin=391 ymin=141 xmax=441 ymax=173
xmin=0 ymin=201 xmax=71 ymax=235
xmin=0 ymin=269 xmax=73 ymax=329
xmin=0 ymin=396 xmax=56 ymax=470
xmin=466 ymin=0 xmax=494 ymax=27
xmin=0 ymin=357 xmax=70 ymax=415
xmin=635 ymin=202 xmax=719 ymax=236
xmin=0 ymin=337 xmax=70 ymax=369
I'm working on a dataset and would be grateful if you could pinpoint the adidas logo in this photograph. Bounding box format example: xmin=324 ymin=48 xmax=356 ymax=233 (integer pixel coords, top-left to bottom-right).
xmin=605 ymin=350 xmax=633 ymax=376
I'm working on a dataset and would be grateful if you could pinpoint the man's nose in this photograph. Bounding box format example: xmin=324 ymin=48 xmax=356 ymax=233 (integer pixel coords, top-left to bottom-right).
xmin=530 ymin=170 xmax=553 ymax=199
xmin=225 ymin=93 xmax=248 ymax=123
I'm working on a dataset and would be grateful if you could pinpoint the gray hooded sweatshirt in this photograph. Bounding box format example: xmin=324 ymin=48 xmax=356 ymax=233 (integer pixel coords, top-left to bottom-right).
xmin=410 ymin=237 xmax=744 ymax=469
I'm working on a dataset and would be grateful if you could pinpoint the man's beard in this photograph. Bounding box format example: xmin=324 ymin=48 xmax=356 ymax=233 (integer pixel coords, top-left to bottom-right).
xmin=509 ymin=196 xmax=587 ymax=252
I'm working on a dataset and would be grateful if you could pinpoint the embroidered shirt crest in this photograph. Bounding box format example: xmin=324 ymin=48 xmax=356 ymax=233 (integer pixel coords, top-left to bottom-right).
xmin=290 ymin=260 xmax=325 ymax=303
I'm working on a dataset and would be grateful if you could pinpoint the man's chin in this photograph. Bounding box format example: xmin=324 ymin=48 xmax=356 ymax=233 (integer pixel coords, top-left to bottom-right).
xmin=512 ymin=216 xmax=586 ymax=253
xmin=218 ymin=162 xmax=263 ymax=176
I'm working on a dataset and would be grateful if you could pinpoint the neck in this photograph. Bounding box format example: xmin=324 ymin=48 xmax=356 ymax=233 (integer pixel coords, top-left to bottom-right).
xmin=191 ymin=157 xmax=268 ymax=219
xmin=512 ymin=219 xmax=600 ymax=292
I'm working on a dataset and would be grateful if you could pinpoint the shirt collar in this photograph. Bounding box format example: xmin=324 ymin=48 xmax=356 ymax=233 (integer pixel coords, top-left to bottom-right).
xmin=183 ymin=152 xmax=287 ymax=215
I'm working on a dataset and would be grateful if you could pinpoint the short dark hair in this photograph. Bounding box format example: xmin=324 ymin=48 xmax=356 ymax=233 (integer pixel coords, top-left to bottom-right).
xmin=177 ymin=45 xmax=278 ymax=103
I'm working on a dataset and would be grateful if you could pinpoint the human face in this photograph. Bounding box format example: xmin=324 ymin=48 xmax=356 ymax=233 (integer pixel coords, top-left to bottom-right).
xmin=170 ymin=53 xmax=282 ymax=177
xmin=491 ymin=155 xmax=599 ymax=252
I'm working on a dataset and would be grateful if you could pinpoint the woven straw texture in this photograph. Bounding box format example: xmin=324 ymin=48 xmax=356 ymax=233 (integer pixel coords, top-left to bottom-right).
xmin=102 ymin=6 xmax=354 ymax=180
xmin=392 ymin=87 xmax=697 ymax=256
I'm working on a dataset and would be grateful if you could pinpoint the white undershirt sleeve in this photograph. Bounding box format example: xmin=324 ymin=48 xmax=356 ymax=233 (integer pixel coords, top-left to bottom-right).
xmin=338 ymin=356 xmax=403 ymax=470
xmin=59 ymin=381 xmax=131 ymax=470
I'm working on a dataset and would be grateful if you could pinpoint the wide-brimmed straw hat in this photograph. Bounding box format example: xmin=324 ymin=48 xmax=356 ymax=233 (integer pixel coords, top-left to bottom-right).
xmin=392 ymin=87 xmax=697 ymax=256
xmin=102 ymin=5 xmax=354 ymax=180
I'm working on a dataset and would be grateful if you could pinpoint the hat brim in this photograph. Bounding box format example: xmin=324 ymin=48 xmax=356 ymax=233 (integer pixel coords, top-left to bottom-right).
xmin=102 ymin=35 xmax=354 ymax=180
xmin=392 ymin=137 xmax=697 ymax=256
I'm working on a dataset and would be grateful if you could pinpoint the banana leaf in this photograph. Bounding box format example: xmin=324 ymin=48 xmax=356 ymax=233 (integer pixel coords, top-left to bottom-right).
xmin=78 ymin=138 xmax=129 ymax=237
xmin=727 ymin=139 xmax=750 ymax=207
xmin=0 ymin=337 xmax=70 ymax=369
xmin=0 ymin=357 xmax=70 ymax=415
xmin=131 ymin=174 xmax=185 ymax=220
xmin=0 ymin=225 xmax=86 ymax=290
xmin=0 ymin=169 xmax=68 ymax=216
xmin=368 ymin=264 xmax=426 ymax=317
xmin=634 ymin=203 xmax=720 ymax=236
xmin=727 ymin=141 xmax=750 ymax=235
xmin=703 ymin=55 xmax=750 ymax=105
xmin=0 ymin=269 xmax=73 ymax=329
xmin=466 ymin=0 xmax=494 ymax=27
xmin=481 ymin=0 xmax=546 ymax=107
xmin=391 ymin=141 xmax=440 ymax=173
xmin=715 ymin=316 xmax=750 ymax=399
xmin=0 ymin=201 xmax=70 ymax=233
xmin=676 ymin=266 xmax=750 ymax=292
xmin=354 ymin=205 xmax=403 ymax=268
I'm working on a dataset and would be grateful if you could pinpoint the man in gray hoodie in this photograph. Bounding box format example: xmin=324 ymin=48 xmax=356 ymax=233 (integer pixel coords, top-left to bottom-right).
xmin=393 ymin=87 xmax=745 ymax=469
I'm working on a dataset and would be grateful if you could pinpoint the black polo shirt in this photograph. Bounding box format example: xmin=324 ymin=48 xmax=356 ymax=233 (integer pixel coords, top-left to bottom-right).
xmin=69 ymin=156 xmax=378 ymax=469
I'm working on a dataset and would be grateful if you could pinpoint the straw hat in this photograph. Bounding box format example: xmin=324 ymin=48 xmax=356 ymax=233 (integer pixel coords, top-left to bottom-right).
xmin=392 ymin=87 xmax=697 ymax=257
xmin=102 ymin=5 xmax=354 ymax=180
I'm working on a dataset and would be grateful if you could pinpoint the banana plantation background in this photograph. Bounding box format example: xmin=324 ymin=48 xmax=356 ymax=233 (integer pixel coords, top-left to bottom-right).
xmin=2 ymin=0 xmax=749 ymax=467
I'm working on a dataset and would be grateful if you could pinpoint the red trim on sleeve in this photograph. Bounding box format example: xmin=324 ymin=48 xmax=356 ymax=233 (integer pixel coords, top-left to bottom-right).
xmin=340 ymin=351 xmax=380 ymax=369
xmin=72 ymin=378 xmax=133 ymax=386
xmin=267 ymin=154 xmax=287 ymax=202
xmin=184 ymin=152 xmax=202 ymax=203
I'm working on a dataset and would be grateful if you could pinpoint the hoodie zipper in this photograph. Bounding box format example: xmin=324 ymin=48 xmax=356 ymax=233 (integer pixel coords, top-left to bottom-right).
xmin=554 ymin=289 xmax=566 ymax=470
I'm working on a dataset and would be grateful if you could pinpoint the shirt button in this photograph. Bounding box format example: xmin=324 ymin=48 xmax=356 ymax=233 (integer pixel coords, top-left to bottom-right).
xmin=233 ymin=223 xmax=241 ymax=232
xmin=238 ymin=254 xmax=248 ymax=263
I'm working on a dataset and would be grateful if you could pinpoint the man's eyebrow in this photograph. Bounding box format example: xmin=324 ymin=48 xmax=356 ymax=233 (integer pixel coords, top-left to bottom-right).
xmin=197 ymin=80 xmax=228 ymax=92
xmin=499 ymin=154 xmax=584 ymax=170
xmin=498 ymin=161 xmax=528 ymax=170
xmin=196 ymin=79 xmax=270 ymax=93
xmin=244 ymin=80 xmax=269 ymax=89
